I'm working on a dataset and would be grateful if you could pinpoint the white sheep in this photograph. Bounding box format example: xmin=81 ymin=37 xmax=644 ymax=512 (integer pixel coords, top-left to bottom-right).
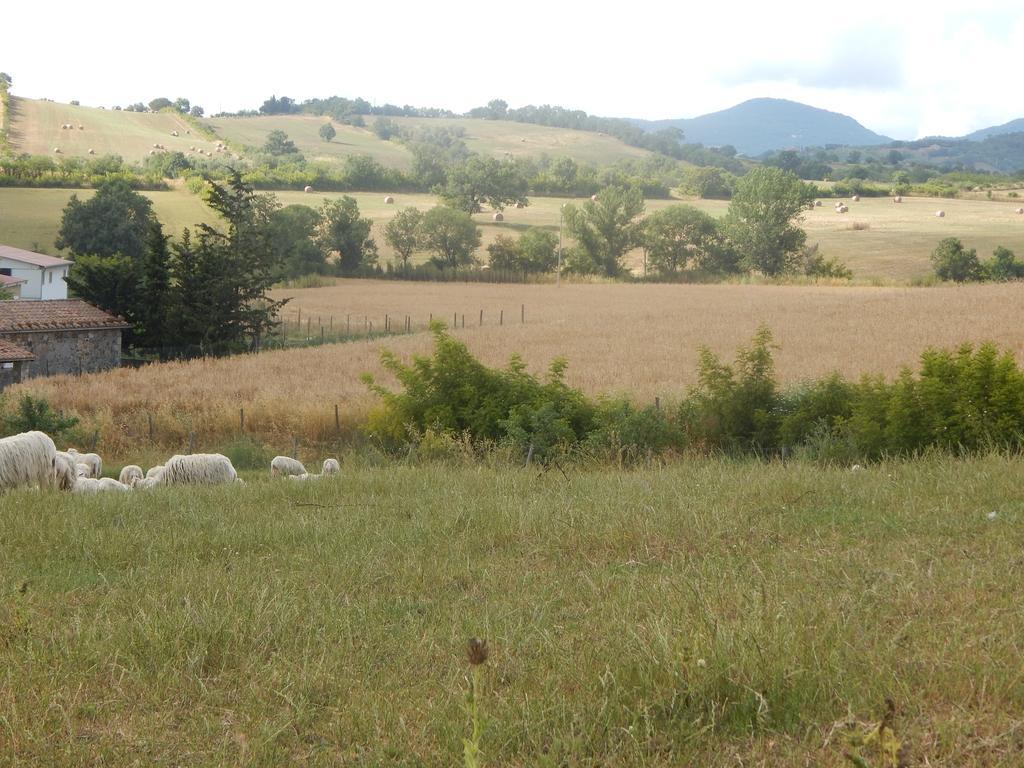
xmin=146 ymin=464 xmax=164 ymax=479
xmin=271 ymin=455 xmax=307 ymax=477
xmin=0 ymin=431 xmax=58 ymax=492
xmin=67 ymin=449 xmax=102 ymax=478
xmin=76 ymin=463 xmax=92 ymax=478
xmin=118 ymin=465 xmax=144 ymax=486
xmin=53 ymin=452 xmax=78 ymax=491
xmin=72 ymin=477 xmax=131 ymax=494
xmin=145 ymin=453 xmax=238 ymax=486
xmin=322 ymin=458 xmax=340 ymax=475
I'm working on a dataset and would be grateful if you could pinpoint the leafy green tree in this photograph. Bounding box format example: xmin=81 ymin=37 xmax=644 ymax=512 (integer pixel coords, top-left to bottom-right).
xmin=486 ymin=234 xmax=521 ymax=271
xmin=383 ymin=207 xmax=423 ymax=272
xmin=516 ymin=227 xmax=559 ymax=273
xmin=319 ymin=122 xmax=337 ymax=142
xmin=439 ymin=156 xmax=528 ymax=214
xmin=984 ymin=246 xmax=1024 ymax=281
xmin=315 ymin=196 xmax=377 ymax=275
xmin=190 ymin=105 xmax=204 ymax=118
xmin=183 ymin=173 xmax=289 ymax=352
xmin=372 ymin=117 xmax=399 ymax=140
xmin=263 ymin=129 xmax=299 ymax=156
xmin=930 ymin=237 xmax=982 ymax=282
xmin=723 ymin=167 xmax=815 ymax=277
xmin=135 ymin=220 xmax=174 ymax=348
xmin=643 ymin=204 xmax=731 ymax=277
xmin=268 ymin=204 xmax=325 ymax=277
xmin=174 ymin=97 xmax=190 ymax=113
xmin=418 ymin=207 xmax=481 ymax=269
xmin=562 ymin=186 xmax=645 ymax=277
xmin=148 ymin=97 xmax=173 ymax=111
xmin=56 ymin=178 xmax=156 ymax=259
xmin=64 ymin=254 xmax=139 ymax=324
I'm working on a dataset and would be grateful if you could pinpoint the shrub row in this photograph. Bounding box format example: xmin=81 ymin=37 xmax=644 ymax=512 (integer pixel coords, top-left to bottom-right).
xmin=363 ymin=323 xmax=1024 ymax=464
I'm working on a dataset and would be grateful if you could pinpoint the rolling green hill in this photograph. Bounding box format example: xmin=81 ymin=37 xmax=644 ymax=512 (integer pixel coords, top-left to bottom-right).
xmin=5 ymin=97 xmax=659 ymax=172
xmin=5 ymin=97 xmax=227 ymax=162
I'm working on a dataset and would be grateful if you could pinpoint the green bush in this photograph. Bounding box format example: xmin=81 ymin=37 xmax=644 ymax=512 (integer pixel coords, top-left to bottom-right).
xmin=582 ymin=398 xmax=683 ymax=464
xmin=363 ymin=322 xmax=594 ymax=460
xmin=679 ymin=326 xmax=780 ymax=454
xmin=2 ymin=394 xmax=79 ymax=439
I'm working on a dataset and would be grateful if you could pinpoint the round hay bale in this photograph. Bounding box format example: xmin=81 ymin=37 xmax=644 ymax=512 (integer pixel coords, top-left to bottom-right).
xmin=384 ymin=196 xmax=395 ymax=204
xmin=149 ymin=149 xmax=156 ymax=155
xmin=936 ymin=210 xmax=945 ymax=218
xmin=852 ymin=194 xmax=860 ymax=202
xmin=492 ymin=212 xmax=504 ymax=222
xmin=591 ymin=194 xmax=598 ymax=202
xmin=53 ymin=147 xmax=60 ymax=153
xmin=171 ymin=130 xmax=178 ymax=137
xmin=87 ymin=148 xmax=95 ymax=155
xmin=515 ymin=201 xmax=525 ymax=209
xmin=1016 ymin=207 xmax=1024 ymax=215
xmin=894 ymin=196 xmax=902 ymax=203
xmin=304 ymin=185 xmax=313 ymax=193
xmin=836 ymin=205 xmax=848 ymax=214
xmin=814 ymin=200 xmax=822 ymax=207
xmin=78 ymin=125 xmax=83 ymax=130
xmin=152 ymin=143 xmax=159 ymax=149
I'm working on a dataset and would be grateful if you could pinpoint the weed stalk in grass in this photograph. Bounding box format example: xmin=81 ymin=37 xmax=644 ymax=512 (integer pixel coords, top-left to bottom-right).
xmin=463 ymin=637 xmax=489 ymax=768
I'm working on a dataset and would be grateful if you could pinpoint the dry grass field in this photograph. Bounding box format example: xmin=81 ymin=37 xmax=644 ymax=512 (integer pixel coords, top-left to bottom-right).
xmin=6 ymin=97 xmax=225 ymax=163
xmin=388 ymin=116 xmax=654 ymax=166
xmin=15 ymin=281 xmax=1024 ymax=458
xmin=201 ymin=114 xmax=414 ymax=169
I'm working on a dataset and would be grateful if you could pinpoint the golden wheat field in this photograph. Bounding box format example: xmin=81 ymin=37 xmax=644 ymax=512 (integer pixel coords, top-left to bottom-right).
xmin=15 ymin=280 xmax=1024 ymax=458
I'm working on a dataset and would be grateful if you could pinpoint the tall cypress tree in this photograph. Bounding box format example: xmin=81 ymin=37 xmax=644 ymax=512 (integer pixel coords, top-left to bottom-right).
xmin=136 ymin=220 xmax=173 ymax=350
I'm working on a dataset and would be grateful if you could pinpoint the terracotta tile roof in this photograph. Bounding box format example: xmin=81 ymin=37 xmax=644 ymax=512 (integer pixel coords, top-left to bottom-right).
xmin=0 ymin=244 xmax=73 ymax=268
xmin=0 ymin=338 xmax=35 ymax=362
xmin=0 ymin=299 xmax=130 ymax=332
xmin=0 ymin=274 xmax=27 ymax=287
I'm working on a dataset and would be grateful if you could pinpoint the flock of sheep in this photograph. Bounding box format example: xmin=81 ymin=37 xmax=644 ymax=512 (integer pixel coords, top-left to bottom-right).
xmin=0 ymin=430 xmax=340 ymax=495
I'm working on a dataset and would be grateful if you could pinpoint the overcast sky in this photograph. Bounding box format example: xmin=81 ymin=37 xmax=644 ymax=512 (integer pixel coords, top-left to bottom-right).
xmin=4 ymin=0 xmax=1021 ymax=139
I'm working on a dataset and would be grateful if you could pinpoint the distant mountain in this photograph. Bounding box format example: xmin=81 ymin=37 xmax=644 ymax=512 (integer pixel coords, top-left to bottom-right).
xmin=963 ymin=118 xmax=1024 ymax=142
xmin=635 ymin=98 xmax=891 ymax=156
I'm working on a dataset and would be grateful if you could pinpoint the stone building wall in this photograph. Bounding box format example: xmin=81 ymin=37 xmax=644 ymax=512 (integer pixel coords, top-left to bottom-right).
xmin=0 ymin=361 xmax=26 ymax=391
xmin=0 ymin=329 xmax=123 ymax=379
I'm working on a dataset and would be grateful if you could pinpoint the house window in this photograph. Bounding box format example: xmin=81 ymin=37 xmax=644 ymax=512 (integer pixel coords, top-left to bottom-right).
xmin=1 ymin=363 xmax=12 ymax=370
xmin=48 ymin=271 xmax=53 ymax=284
xmin=0 ymin=268 xmax=10 ymax=276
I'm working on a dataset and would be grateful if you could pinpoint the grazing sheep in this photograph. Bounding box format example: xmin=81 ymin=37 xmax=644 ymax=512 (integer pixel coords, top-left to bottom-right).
xmin=75 ymin=463 xmax=92 ymax=478
xmin=304 ymin=185 xmax=313 ymax=193
xmin=146 ymin=464 xmax=164 ymax=478
xmin=0 ymin=431 xmax=58 ymax=492
xmin=492 ymin=212 xmax=504 ymax=222
xmin=936 ymin=210 xmax=945 ymax=218
xmin=72 ymin=477 xmax=131 ymax=494
xmin=271 ymin=455 xmax=307 ymax=477
xmin=384 ymin=195 xmax=395 ymax=204
xmin=146 ymin=453 xmax=238 ymax=486
xmin=322 ymin=458 xmax=340 ymax=475
xmin=53 ymin=452 xmax=78 ymax=491
xmin=67 ymin=450 xmax=102 ymax=479
xmin=119 ymin=465 xmax=144 ymax=486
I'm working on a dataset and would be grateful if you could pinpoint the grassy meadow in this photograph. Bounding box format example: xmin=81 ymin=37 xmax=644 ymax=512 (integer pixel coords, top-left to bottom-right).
xmin=202 ymin=114 xmax=414 ymax=169
xmin=14 ymin=280 xmax=1024 ymax=458
xmin=6 ymin=97 xmax=226 ymax=163
xmin=1 ymin=456 xmax=1023 ymax=766
xmin=3 ymin=184 xmax=1024 ymax=280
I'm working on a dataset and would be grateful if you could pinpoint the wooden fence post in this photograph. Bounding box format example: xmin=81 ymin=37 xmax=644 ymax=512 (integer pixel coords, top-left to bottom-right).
xmin=148 ymin=412 xmax=154 ymax=441
xmin=240 ymin=407 xmax=245 ymax=431
xmin=500 ymin=309 xmax=503 ymax=326
xmin=521 ymin=304 xmax=525 ymax=323
xmin=188 ymin=432 xmax=196 ymax=455
xmin=334 ymin=403 xmax=340 ymax=432
xmin=292 ymin=436 xmax=299 ymax=459
xmin=479 ymin=309 xmax=483 ymax=326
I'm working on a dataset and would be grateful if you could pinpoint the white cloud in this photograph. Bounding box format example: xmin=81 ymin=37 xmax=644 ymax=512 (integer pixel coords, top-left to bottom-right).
xmin=3 ymin=0 xmax=1022 ymax=139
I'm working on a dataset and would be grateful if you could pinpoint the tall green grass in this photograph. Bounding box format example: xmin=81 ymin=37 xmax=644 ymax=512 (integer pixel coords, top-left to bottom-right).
xmin=2 ymin=455 xmax=1022 ymax=765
